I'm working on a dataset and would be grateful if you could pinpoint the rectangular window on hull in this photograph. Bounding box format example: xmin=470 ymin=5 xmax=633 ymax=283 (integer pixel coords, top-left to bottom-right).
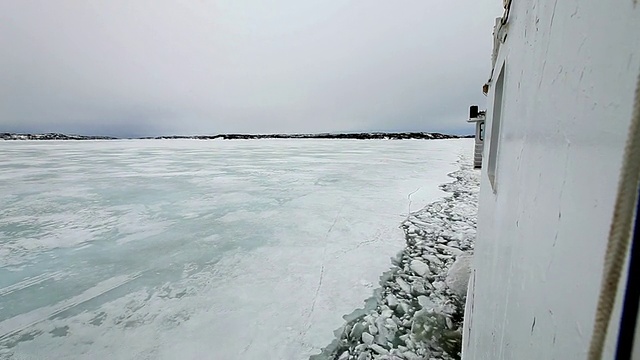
xmin=487 ymin=63 xmax=505 ymax=191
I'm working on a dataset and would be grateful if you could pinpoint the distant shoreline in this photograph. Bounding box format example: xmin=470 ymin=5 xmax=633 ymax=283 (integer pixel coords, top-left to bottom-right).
xmin=1 ymin=132 xmax=473 ymax=141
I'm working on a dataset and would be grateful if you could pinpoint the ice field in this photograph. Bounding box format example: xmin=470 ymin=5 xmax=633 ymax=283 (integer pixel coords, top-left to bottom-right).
xmin=0 ymin=139 xmax=471 ymax=359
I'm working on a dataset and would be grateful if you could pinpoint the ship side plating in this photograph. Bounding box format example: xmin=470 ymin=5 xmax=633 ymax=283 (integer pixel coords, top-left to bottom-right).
xmin=463 ymin=0 xmax=640 ymax=359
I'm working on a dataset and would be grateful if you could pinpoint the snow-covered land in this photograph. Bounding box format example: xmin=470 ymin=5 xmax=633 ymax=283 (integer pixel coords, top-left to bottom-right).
xmin=312 ymin=159 xmax=480 ymax=360
xmin=0 ymin=139 xmax=473 ymax=359
xmin=1 ymin=132 xmax=465 ymax=141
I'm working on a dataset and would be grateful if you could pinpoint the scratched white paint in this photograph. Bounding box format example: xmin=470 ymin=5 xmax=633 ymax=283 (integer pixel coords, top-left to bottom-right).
xmin=462 ymin=0 xmax=640 ymax=359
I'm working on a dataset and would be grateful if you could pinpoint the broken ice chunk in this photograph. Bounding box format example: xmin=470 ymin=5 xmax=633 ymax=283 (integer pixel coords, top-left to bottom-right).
xmin=417 ymin=295 xmax=435 ymax=311
xmin=409 ymin=259 xmax=431 ymax=277
xmin=362 ymin=332 xmax=374 ymax=345
xmin=396 ymin=278 xmax=411 ymax=293
xmin=445 ymin=254 xmax=473 ymax=298
xmin=386 ymin=294 xmax=399 ymax=308
xmin=370 ymin=344 xmax=389 ymax=355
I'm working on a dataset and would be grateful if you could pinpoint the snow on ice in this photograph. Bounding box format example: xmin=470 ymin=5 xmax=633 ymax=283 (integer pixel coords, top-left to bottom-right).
xmin=0 ymin=139 xmax=475 ymax=359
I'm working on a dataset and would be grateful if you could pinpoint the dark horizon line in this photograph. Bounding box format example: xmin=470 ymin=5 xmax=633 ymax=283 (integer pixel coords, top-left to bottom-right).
xmin=2 ymin=131 xmax=474 ymax=140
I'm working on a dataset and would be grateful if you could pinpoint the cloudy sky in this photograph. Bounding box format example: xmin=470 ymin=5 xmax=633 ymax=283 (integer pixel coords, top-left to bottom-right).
xmin=1 ymin=1 xmax=502 ymax=137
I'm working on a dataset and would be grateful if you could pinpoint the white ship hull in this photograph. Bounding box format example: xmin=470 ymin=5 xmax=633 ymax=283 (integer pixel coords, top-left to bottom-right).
xmin=463 ymin=0 xmax=640 ymax=358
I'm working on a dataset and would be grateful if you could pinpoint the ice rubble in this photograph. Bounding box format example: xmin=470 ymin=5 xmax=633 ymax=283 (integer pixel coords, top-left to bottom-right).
xmin=313 ymin=159 xmax=480 ymax=360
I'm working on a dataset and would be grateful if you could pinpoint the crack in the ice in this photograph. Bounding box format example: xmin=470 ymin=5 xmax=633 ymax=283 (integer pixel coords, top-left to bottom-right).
xmin=351 ymin=237 xmax=379 ymax=251
xmin=333 ymin=229 xmax=384 ymax=258
xmin=240 ymin=338 xmax=254 ymax=355
xmin=300 ymin=202 xmax=345 ymax=339
xmin=307 ymin=266 xmax=325 ymax=323
xmin=407 ymin=187 xmax=421 ymax=218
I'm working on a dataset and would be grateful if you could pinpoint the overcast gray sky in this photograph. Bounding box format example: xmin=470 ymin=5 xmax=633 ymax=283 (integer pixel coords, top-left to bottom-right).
xmin=0 ymin=1 xmax=502 ymax=137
